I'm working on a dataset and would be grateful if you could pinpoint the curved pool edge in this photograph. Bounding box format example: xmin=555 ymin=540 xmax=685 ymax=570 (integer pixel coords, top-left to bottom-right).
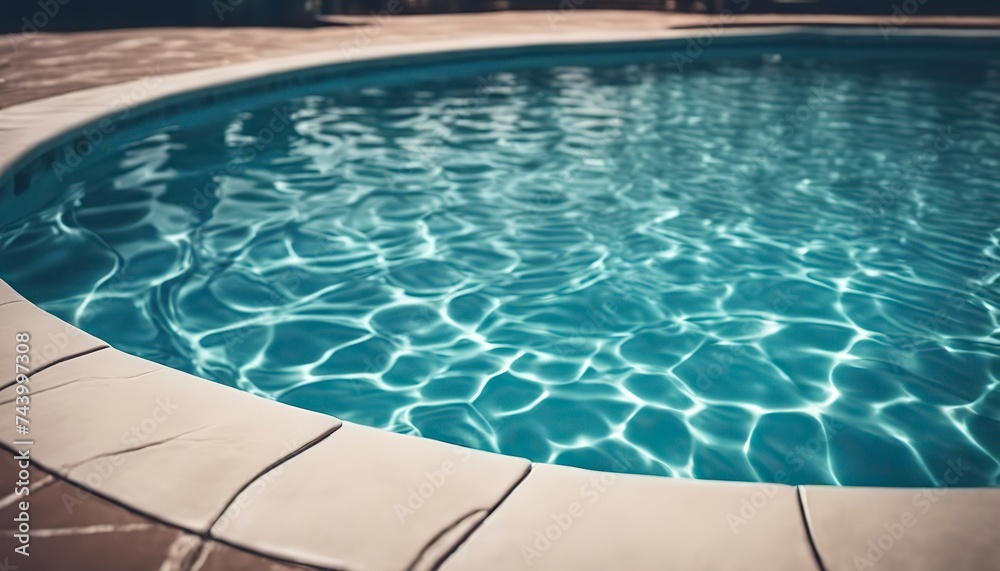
xmin=1 ymin=26 xmax=999 ymax=570
xmin=6 ymin=24 xmax=1000 ymax=224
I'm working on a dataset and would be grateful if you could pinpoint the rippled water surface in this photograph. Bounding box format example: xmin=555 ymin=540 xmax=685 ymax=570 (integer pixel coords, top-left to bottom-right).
xmin=4 ymin=48 xmax=1000 ymax=486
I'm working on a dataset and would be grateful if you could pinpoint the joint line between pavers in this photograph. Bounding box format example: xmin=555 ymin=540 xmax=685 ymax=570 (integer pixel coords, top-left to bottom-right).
xmin=406 ymin=508 xmax=488 ymax=571
xmin=427 ymin=462 xmax=534 ymax=571
xmin=0 ymin=344 xmax=109 ymax=393
xmin=796 ymin=486 xmax=829 ymax=571
xmin=0 ymin=440 xmax=334 ymax=571
xmin=0 ymin=439 xmax=196 ymax=532
xmin=205 ymin=423 xmax=344 ymax=534
xmin=206 ymin=535 xmax=338 ymax=571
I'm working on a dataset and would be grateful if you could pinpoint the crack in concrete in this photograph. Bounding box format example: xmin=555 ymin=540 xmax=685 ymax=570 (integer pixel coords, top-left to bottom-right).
xmin=0 ymin=369 xmax=159 ymax=405
xmin=0 ymin=345 xmax=110 ymax=393
xmin=206 ymin=423 xmax=342 ymax=534
xmin=63 ymin=424 xmax=222 ymax=472
xmin=0 ymin=441 xmax=329 ymax=570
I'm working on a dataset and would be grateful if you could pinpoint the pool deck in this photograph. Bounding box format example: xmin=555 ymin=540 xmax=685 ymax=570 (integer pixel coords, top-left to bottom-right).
xmin=5 ymin=10 xmax=1000 ymax=109
xmin=2 ymin=10 xmax=1000 ymax=571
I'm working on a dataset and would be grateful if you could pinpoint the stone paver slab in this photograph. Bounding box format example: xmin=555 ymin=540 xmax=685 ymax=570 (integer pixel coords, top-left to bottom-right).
xmin=211 ymin=421 xmax=530 ymax=571
xmin=0 ymin=281 xmax=106 ymax=386
xmin=801 ymin=485 xmax=1000 ymax=571
xmin=439 ymin=462 xmax=819 ymax=571
xmin=0 ymin=348 xmax=340 ymax=531
xmin=0 ymin=455 xmax=321 ymax=570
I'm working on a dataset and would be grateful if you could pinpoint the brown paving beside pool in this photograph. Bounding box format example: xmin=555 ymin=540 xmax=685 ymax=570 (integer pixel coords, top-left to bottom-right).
xmin=2 ymin=13 xmax=1000 ymax=570
xmin=0 ymin=455 xmax=316 ymax=570
xmin=0 ymin=346 xmax=340 ymax=531
xmin=4 ymin=11 xmax=1000 ymax=109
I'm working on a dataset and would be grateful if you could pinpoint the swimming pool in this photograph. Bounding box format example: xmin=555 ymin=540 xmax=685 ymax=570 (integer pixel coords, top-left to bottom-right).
xmin=2 ymin=34 xmax=999 ymax=487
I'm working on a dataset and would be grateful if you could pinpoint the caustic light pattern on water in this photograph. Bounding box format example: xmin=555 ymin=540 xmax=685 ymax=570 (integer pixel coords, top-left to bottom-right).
xmin=3 ymin=53 xmax=1000 ymax=487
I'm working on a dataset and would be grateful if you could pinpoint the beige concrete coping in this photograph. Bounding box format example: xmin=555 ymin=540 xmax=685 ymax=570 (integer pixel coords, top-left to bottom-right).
xmin=212 ymin=422 xmax=530 ymax=570
xmin=0 ymin=321 xmax=339 ymax=531
xmin=0 ymin=453 xmax=309 ymax=571
xmin=0 ymin=280 xmax=20 ymax=305
xmin=1 ymin=18 xmax=999 ymax=570
xmin=801 ymin=485 xmax=1000 ymax=571
xmin=440 ymin=462 xmax=819 ymax=571
xmin=0 ymin=281 xmax=105 ymax=387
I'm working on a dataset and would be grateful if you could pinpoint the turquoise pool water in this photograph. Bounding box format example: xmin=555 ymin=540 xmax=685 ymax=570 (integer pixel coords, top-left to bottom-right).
xmin=3 ymin=41 xmax=1000 ymax=487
